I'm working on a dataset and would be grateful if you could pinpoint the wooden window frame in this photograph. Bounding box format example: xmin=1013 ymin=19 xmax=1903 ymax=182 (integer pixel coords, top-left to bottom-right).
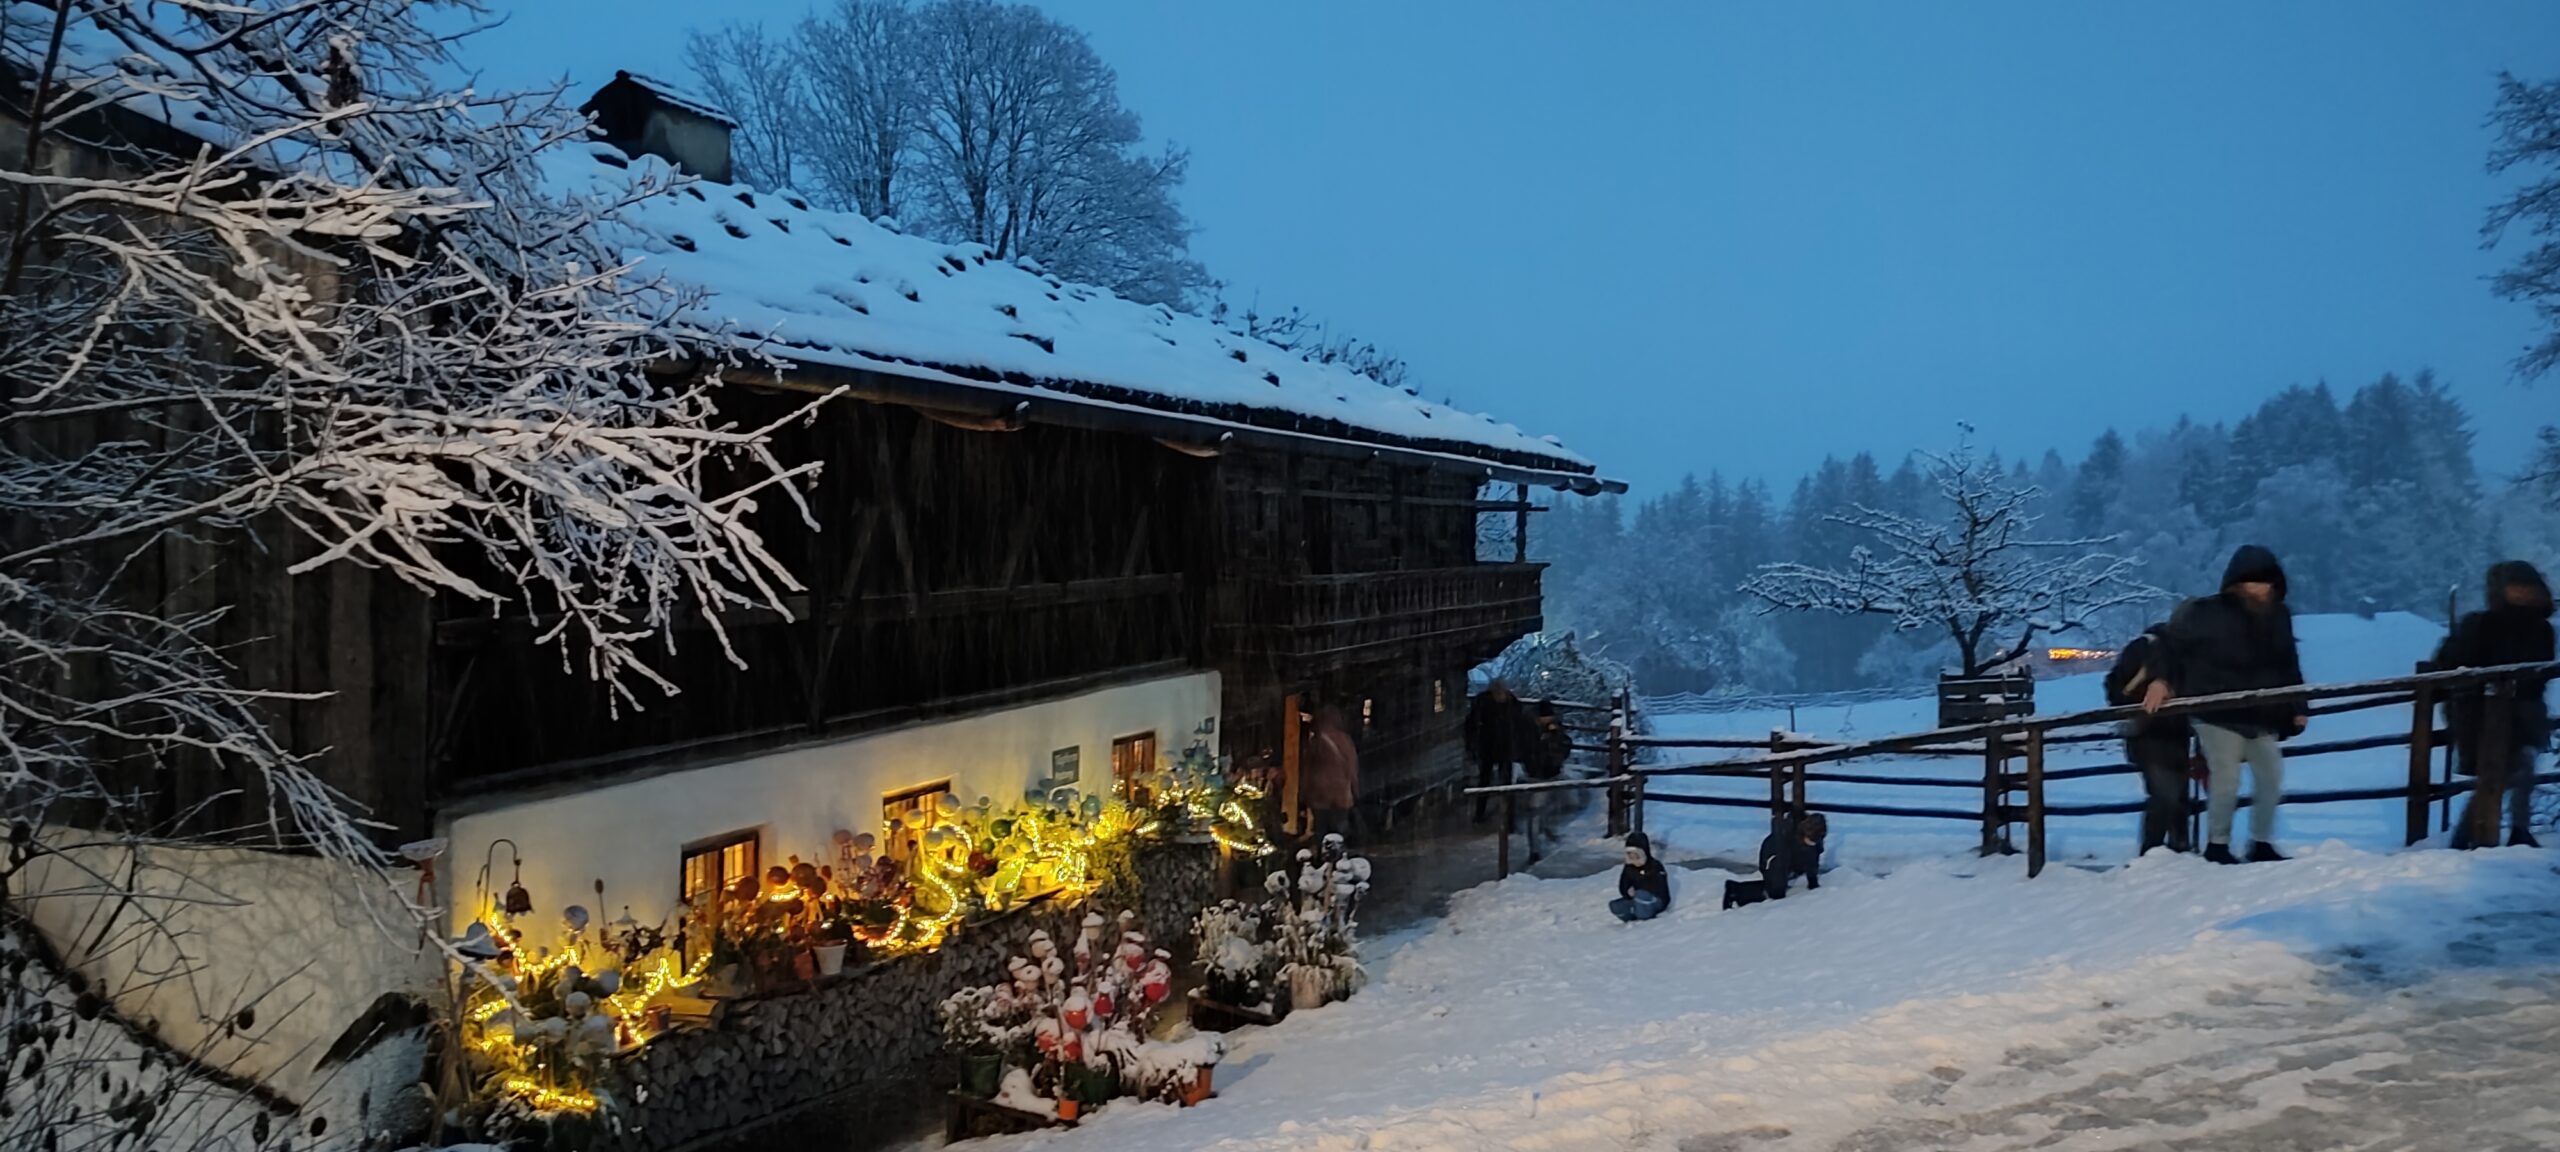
xmin=679 ymin=828 xmax=760 ymax=908
xmin=1110 ymin=730 xmax=1160 ymax=799
xmin=883 ymin=779 xmax=953 ymax=865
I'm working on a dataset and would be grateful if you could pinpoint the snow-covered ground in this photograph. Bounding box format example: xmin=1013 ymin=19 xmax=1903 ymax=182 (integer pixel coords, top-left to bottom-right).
xmin=1638 ymin=612 xmax=2460 ymax=869
xmin=898 ymin=612 xmax=2560 ymax=1152
xmin=934 ymin=845 xmax=2560 ymax=1152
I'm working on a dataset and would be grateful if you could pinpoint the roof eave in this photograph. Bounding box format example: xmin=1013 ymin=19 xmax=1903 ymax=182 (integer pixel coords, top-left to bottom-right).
xmin=718 ymin=357 xmax=1626 ymax=494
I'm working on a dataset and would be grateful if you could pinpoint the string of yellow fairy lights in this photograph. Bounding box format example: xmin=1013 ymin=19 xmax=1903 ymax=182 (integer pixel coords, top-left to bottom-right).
xmin=466 ymin=773 xmax=1268 ymax=1116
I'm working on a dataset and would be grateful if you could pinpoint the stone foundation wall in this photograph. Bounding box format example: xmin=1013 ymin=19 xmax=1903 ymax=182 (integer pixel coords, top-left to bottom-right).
xmin=599 ymin=839 xmax=1219 ymax=1151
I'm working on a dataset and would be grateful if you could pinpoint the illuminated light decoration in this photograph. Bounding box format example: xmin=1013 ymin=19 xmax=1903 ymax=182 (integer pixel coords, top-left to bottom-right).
xmin=2046 ymin=648 xmax=2117 ymax=662
xmin=501 ymin=1077 xmax=599 ymax=1114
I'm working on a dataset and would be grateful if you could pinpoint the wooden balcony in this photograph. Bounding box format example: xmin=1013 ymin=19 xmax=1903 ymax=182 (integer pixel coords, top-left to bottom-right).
xmin=1212 ymin=563 xmax=1544 ymax=671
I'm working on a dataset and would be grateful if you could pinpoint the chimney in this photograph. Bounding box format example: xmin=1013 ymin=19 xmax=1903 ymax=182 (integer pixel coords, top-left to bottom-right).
xmin=579 ymin=70 xmax=736 ymax=184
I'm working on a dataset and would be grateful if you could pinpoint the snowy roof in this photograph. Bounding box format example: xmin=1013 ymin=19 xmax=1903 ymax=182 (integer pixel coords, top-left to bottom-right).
xmin=600 ymin=70 xmax=740 ymax=129
xmin=571 ymin=148 xmax=1601 ymax=480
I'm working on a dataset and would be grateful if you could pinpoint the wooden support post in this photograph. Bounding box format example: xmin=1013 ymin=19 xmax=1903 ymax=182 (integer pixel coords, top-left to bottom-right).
xmin=1980 ymin=732 xmax=2009 ymax=856
xmin=1629 ymin=773 xmax=1647 ymax=836
xmin=1768 ymin=730 xmax=1787 ymax=814
xmin=2025 ymin=727 xmax=2048 ymax=878
xmin=2470 ymin=679 xmax=2515 ymax=849
xmin=1513 ymin=481 xmax=1530 ymax=564
xmin=1497 ymin=792 xmax=1514 ymax=879
xmin=1281 ymin=693 xmax=1303 ymax=837
xmin=1605 ymin=698 xmax=1629 ymax=837
xmin=2405 ymin=680 xmax=2436 ymax=847
xmin=1789 ymin=759 xmax=1808 ymax=820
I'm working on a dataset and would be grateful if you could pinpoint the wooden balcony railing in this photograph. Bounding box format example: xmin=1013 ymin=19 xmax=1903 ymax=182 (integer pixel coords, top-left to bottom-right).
xmin=1211 ymin=563 xmax=1543 ymax=669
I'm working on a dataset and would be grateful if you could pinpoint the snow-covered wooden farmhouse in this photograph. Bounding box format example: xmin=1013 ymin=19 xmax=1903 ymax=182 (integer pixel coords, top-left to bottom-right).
xmin=425 ymin=74 xmax=1616 ymax=935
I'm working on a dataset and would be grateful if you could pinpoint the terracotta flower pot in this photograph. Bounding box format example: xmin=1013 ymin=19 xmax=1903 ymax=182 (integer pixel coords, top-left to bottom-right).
xmin=792 ymin=948 xmax=817 ymax=983
xmin=1179 ymin=1065 xmax=1213 ymax=1107
xmin=1056 ymin=1098 xmax=1080 ymax=1122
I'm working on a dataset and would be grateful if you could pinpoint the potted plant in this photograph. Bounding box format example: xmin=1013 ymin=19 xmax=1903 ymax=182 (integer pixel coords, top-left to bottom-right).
xmin=937 ymin=986 xmax=1008 ymax=1098
xmin=812 ymin=914 xmax=854 ymax=978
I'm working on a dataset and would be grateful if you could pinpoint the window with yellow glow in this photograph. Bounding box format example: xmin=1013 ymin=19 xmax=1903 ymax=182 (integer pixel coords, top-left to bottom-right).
xmin=1111 ymin=731 xmax=1159 ymax=799
xmin=883 ymin=780 xmax=952 ymax=864
xmin=679 ymin=830 xmax=758 ymax=906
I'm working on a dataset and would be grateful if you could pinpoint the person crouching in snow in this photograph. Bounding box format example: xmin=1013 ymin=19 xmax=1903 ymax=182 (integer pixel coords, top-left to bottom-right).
xmin=1610 ymin=832 xmax=1670 ymax=922
xmin=1755 ymin=813 xmax=1827 ymax=903
xmin=2437 ymin=560 xmax=2556 ymax=850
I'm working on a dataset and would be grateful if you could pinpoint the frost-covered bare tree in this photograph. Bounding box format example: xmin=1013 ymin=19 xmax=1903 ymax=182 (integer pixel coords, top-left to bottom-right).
xmin=791 ymin=0 xmax=919 ymax=221
xmin=686 ymin=0 xmax=1209 ymax=306
xmin=679 ymin=22 xmax=805 ymax=190
xmin=2487 ymin=71 xmax=2560 ymax=386
xmin=1 ymin=2 xmax=823 ymax=1144
xmin=1743 ymin=429 xmax=2162 ymax=676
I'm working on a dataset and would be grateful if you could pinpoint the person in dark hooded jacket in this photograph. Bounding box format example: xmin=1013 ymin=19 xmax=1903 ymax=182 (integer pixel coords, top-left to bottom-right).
xmin=2142 ymin=545 xmax=2306 ymax=864
xmin=2108 ymin=625 xmax=2193 ymax=854
xmin=1754 ymin=813 xmax=1826 ymax=900
xmin=2435 ymin=561 xmax=2556 ymax=850
xmin=1610 ymin=832 xmax=1671 ymax=922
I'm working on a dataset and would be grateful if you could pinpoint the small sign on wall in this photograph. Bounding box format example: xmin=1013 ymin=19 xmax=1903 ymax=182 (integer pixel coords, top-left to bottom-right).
xmin=1050 ymin=746 xmax=1081 ymax=786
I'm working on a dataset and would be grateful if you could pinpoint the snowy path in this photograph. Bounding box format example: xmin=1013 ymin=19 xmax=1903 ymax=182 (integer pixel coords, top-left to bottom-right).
xmin=929 ymin=845 xmax=2560 ymax=1152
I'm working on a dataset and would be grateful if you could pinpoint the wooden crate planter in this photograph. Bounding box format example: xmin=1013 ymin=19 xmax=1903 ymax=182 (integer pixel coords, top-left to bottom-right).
xmin=944 ymin=1092 xmax=1073 ymax=1142
xmin=1186 ymin=994 xmax=1280 ymax=1033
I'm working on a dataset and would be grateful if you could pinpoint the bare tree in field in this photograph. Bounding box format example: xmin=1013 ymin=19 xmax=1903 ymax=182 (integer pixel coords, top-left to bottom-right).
xmin=1 ymin=1 xmax=826 ymax=1145
xmin=686 ymin=0 xmax=1209 ymax=306
xmin=1743 ymin=430 xmax=2162 ymax=677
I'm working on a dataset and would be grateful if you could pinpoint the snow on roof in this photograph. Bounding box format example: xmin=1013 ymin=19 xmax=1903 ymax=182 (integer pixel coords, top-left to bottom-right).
xmin=606 ymin=70 xmax=741 ymax=129
xmin=572 ymin=147 xmax=1596 ymax=476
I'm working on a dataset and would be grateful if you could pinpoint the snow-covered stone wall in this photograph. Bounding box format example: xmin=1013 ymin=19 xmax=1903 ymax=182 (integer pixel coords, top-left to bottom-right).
xmin=441 ymin=671 xmax=1219 ymax=949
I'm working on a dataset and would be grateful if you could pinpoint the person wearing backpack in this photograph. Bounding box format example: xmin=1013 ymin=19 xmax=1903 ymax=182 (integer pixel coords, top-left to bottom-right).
xmin=2436 ymin=561 xmax=2556 ymax=850
xmin=1518 ymin=701 xmax=1574 ymax=864
xmin=2108 ymin=626 xmax=2194 ymax=854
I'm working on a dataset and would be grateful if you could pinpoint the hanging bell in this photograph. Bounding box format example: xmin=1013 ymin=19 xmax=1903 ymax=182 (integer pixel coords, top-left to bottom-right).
xmin=504 ymin=879 xmax=533 ymax=917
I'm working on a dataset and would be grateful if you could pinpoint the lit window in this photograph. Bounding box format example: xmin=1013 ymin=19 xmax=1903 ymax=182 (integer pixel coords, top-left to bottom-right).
xmin=1112 ymin=731 xmax=1159 ymax=799
xmin=1362 ymin=697 xmax=1375 ymax=732
xmin=1433 ymin=680 xmax=1448 ymax=714
xmin=680 ymin=829 xmax=759 ymax=907
xmin=883 ymin=781 xmax=953 ymax=864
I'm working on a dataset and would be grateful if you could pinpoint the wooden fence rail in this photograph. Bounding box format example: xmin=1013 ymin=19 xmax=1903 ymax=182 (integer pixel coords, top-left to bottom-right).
xmin=1469 ymin=660 xmax=2560 ymax=881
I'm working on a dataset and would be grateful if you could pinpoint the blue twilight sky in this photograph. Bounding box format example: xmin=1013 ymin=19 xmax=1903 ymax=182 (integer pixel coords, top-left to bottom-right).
xmin=467 ymin=1 xmax=2560 ymax=497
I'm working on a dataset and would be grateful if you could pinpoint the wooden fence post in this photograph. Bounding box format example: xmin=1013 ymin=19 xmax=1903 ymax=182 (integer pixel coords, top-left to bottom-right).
xmin=1980 ymin=730 xmax=2010 ymax=856
xmin=1629 ymin=773 xmax=1647 ymax=836
xmin=1605 ymin=698 xmax=1629 ymax=837
xmin=2470 ymin=679 xmax=2515 ymax=849
xmin=1496 ymin=791 xmax=1513 ymax=879
xmin=2025 ymin=727 xmax=2047 ymax=878
xmin=1768 ymin=730 xmax=1787 ymax=815
xmin=1789 ymin=759 xmax=1807 ymax=820
xmin=2406 ymin=678 xmax=2436 ymax=847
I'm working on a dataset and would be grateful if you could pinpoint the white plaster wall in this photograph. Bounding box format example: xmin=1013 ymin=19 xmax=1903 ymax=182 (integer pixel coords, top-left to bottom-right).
xmin=441 ymin=671 xmax=1219 ymax=946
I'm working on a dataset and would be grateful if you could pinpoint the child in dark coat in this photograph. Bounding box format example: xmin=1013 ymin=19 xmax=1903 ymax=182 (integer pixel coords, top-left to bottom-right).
xmin=2108 ymin=626 xmax=2194 ymax=854
xmin=1610 ymin=832 xmax=1671 ymax=922
xmin=1728 ymin=814 xmax=1826 ymax=907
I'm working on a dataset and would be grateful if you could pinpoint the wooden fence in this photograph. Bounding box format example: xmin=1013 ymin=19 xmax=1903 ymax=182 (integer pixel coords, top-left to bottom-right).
xmin=1472 ymin=661 xmax=2560 ymax=880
